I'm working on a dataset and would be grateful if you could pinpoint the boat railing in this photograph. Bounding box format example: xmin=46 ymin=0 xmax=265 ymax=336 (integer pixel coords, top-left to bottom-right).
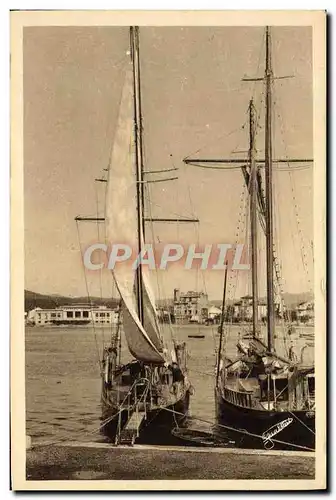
xmin=224 ymin=387 xmax=254 ymax=408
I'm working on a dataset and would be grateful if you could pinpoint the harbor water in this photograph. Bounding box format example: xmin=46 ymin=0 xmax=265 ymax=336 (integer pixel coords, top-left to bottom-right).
xmin=25 ymin=324 xmax=314 ymax=445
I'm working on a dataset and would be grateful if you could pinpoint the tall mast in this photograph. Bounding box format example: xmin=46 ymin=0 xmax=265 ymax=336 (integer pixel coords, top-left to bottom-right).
xmin=216 ymin=261 xmax=228 ymax=386
xmin=130 ymin=26 xmax=144 ymax=324
xmin=265 ymin=26 xmax=275 ymax=351
xmin=249 ymin=99 xmax=258 ymax=338
xmin=134 ymin=27 xmax=146 ymax=240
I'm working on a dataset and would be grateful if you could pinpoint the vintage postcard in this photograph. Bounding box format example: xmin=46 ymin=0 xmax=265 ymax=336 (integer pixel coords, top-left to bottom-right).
xmin=11 ymin=10 xmax=326 ymax=490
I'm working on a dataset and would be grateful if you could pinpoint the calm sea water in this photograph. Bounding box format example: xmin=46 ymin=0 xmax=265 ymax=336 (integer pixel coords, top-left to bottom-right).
xmin=25 ymin=324 xmax=314 ymax=444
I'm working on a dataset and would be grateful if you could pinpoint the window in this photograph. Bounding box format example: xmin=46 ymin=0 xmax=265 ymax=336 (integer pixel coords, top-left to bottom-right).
xmin=274 ymin=379 xmax=288 ymax=401
xmin=100 ymin=312 xmax=105 ymax=317
xmin=51 ymin=313 xmax=56 ymax=318
xmin=308 ymin=376 xmax=315 ymax=395
xmin=67 ymin=311 xmax=73 ymax=318
xmin=83 ymin=311 xmax=89 ymax=318
xmin=75 ymin=311 xmax=81 ymax=318
xmin=259 ymin=378 xmax=275 ymax=402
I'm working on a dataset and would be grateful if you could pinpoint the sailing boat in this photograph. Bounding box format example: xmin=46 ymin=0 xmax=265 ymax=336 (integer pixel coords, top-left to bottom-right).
xmin=186 ymin=27 xmax=315 ymax=451
xmin=76 ymin=27 xmax=193 ymax=445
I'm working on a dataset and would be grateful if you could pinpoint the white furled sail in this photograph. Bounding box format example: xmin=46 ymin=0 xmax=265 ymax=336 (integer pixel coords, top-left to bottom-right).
xmin=142 ymin=266 xmax=163 ymax=352
xmin=105 ymin=65 xmax=165 ymax=365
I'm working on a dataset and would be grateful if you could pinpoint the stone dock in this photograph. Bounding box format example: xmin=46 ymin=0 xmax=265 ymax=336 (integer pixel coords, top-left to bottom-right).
xmin=25 ymin=441 xmax=315 ymax=483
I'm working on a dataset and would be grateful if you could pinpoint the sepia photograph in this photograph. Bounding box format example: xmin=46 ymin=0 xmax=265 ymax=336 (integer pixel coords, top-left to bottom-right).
xmin=10 ymin=10 xmax=326 ymax=490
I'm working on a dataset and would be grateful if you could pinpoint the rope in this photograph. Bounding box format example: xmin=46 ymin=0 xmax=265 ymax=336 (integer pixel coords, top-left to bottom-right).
xmin=95 ymin=178 xmax=106 ymax=349
xmin=70 ymin=379 xmax=151 ymax=441
xmin=159 ymin=406 xmax=314 ymax=452
xmin=141 ymin=134 xmax=177 ymax=348
xmin=273 ymin=89 xmax=313 ymax=294
xmin=184 ymin=162 xmax=311 ymax=172
xmin=184 ymin=122 xmax=248 ymax=161
xmin=221 ymin=182 xmax=249 ymax=350
xmin=288 ymin=410 xmax=315 ymax=436
xmin=142 ymin=194 xmax=195 ymax=222
xmin=272 ymin=153 xmax=291 ymax=357
xmin=188 ymin=188 xmax=218 ymax=348
xmin=75 ymin=220 xmax=102 ymax=372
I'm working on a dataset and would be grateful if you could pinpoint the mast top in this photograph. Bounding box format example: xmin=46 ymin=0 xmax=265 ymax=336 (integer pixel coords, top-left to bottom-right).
xmin=265 ymin=26 xmax=273 ymax=76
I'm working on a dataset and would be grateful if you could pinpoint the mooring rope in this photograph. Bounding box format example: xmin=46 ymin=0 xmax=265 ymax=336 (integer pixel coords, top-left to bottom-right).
xmin=30 ymin=401 xmax=314 ymax=453
xmin=288 ymin=410 xmax=315 ymax=436
xmin=159 ymin=406 xmax=314 ymax=452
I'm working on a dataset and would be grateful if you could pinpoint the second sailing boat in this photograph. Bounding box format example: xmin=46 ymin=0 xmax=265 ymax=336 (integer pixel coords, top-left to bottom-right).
xmin=214 ymin=27 xmax=315 ymax=452
xmin=184 ymin=26 xmax=315 ymax=451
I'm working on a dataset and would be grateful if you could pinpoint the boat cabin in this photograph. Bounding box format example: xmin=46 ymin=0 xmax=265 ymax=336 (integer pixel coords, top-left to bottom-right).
xmin=222 ymin=362 xmax=315 ymax=412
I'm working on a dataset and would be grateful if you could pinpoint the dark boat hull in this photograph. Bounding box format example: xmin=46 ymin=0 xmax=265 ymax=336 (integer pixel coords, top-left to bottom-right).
xmin=101 ymin=390 xmax=190 ymax=445
xmin=215 ymin=387 xmax=315 ymax=451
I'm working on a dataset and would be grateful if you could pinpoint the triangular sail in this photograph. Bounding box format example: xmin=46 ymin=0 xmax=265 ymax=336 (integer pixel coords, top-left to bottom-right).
xmin=142 ymin=266 xmax=163 ymax=352
xmin=105 ymin=65 xmax=165 ymax=365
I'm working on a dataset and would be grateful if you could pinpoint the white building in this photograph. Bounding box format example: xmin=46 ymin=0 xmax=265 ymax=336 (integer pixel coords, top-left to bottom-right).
xmin=27 ymin=305 xmax=119 ymax=326
xmin=295 ymin=301 xmax=314 ymax=321
xmin=207 ymin=306 xmax=222 ymax=320
xmin=27 ymin=308 xmax=62 ymax=325
xmin=173 ymin=289 xmax=209 ymax=323
xmin=231 ymin=297 xmax=271 ymax=322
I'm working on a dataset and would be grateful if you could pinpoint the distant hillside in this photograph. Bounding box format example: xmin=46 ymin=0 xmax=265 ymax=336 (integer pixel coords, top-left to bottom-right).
xmin=25 ymin=289 xmax=313 ymax=313
xmin=25 ymin=290 xmax=119 ymax=312
xmin=278 ymin=292 xmax=314 ymax=307
xmin=156 ymin=298 xmax=174 ymax=308
xmin=211 ymin=292 xmax=314 ymax=309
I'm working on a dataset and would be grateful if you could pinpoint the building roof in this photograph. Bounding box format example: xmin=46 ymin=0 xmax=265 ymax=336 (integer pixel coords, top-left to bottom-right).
xmin=208 ymin=306 xmax=221 ymax=314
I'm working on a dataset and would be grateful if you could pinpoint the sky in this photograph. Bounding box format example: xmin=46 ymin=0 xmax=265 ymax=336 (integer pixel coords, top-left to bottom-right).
xmin=24 ymin=26 xmax=313 ymax=301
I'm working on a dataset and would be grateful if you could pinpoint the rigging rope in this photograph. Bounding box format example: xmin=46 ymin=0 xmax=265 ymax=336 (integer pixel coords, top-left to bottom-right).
xmin=140 ymin=118 xmax=177 ymax=348
xmin=184 ymin=122 xmax=248 ymax=162
xmin=288 ymin=410 xmax=315 ymax=436
xmin=81 ymin=379 xmax=315 ymax=452
xmin=271 ymin=103 xmax=291 ymax=356
xmin=224 ymin=183 xmax=250 ymax=345
xmin=184 ymin=163 xmax=311 ymax=171
xmin=95 ymin=179 xmax=106 ymax=349
xmin=75 ymin=220 xmax=103 ymax=373
xmin=187 ymin=187 xmax=205 ymax=339
xmin=159 ymin=406 xmax=314 ymax=452
xmin=273 ymin=87 xmax=313 ymax=294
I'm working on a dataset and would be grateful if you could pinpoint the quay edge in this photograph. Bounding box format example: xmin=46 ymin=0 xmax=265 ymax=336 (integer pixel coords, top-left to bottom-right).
xmin=25 ymin=442 xmax=315 ymax=482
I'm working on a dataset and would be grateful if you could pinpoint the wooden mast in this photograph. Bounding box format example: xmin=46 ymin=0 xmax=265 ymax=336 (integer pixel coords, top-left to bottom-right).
xmin=265 ymin=26 xmax=275 ymax=351
xmin=130 ymin=26 xmax=144 ymax=325
xmin=216 ymin=261 xmax=229 ymax=386
xmin=134 ymin=27 xmax=146 ymax=241
xmin=249 ymin=99 xmax=259 ymax=338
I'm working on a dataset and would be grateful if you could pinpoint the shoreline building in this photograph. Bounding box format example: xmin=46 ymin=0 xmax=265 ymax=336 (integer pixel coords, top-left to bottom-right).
xmin=207 ymin=305 xmax=222 ymax=324
xmin=27 ymin=304 xmax=119 ymax=326
xmin=173 ymin=289 xmax=209 ymax=324
xmin=295 ymin=301 xmax=314 ymax=323
xmin=231 ymin=295 xmax=285 ymax=323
